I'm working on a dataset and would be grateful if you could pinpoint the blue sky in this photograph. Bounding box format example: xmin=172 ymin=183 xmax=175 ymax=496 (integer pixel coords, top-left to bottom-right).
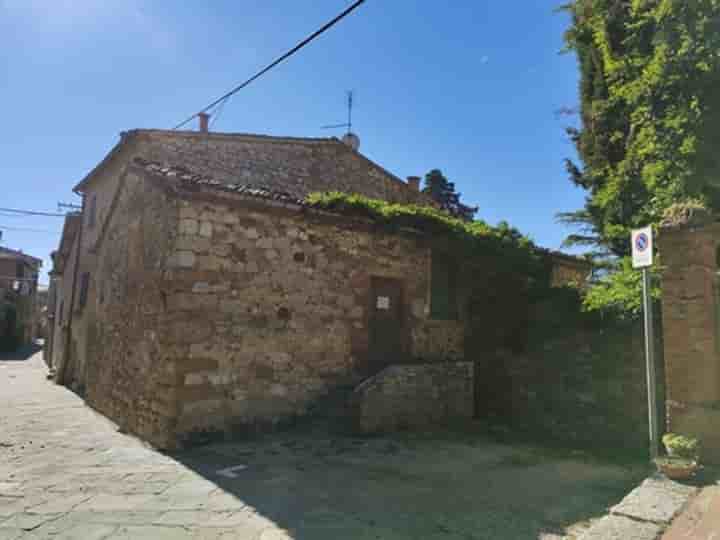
xmin=1 ymin=0 xmax=584 ymax=284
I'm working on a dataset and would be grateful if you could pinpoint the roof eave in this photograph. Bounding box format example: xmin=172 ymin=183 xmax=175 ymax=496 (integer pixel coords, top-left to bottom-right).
xmin=73 ymin=130 xmax=138 ymax=193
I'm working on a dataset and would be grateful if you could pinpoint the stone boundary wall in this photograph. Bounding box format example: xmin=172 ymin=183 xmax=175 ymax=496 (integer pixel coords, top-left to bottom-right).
xmin=351 ymin=362 xmax=474 ymax=434
xmin=478 ymin=323 xmax=664 ymax=450
xmin=660 ymin=221 xmax=720 ymax=464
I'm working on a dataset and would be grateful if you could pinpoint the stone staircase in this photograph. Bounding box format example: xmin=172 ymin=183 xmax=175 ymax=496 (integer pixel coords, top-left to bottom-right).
xmin=300 ymin=380 xmax=364 ymax=435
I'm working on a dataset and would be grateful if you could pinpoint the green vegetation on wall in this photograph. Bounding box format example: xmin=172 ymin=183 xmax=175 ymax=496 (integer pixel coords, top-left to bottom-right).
xmin=307 ymin=192 xmax=570 ymax=352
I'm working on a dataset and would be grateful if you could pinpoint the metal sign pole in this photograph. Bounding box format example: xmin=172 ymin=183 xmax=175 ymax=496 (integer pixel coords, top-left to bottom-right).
xmin=642 ymin=267 xmax=660 ymax=460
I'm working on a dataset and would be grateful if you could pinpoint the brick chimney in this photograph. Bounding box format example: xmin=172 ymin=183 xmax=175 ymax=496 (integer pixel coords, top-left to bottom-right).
xmin=406 ymin=176 xmax=421 ymax=191
xmin=198 ymin=112 xmax=210 ymax=133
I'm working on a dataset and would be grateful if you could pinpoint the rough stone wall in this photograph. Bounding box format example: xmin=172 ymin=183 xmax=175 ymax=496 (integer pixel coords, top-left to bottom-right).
xmin=50 ymin=234 xmax=80 ymax=377
xmin=132 ymin=130 xmax=431 ymax=206
xmin=160 ymin=186 xmax=465 ymax=444
xmin=0 ymin=260 xmax=19 ymax=289
xmin=56 ymin=146 xmax=134 ymax=392
xmin=81 ymin=170 xmax=180 ymax=448
xmin=351 ymin=362 xmax=474 ymax=434
xmin=479 ymin=324 xmax=662 ymax=450
xmin=660 ymin=222 xmax=720 ymax=464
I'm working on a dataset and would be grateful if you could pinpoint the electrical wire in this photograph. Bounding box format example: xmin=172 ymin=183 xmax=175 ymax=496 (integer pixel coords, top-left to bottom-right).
xmin=0 ymin=207 xmax=66 ymax=217
xmin=0 ymin=225 xmax=60 ymax=234
xmin=173 ymin=0 xmax=366 ymax=130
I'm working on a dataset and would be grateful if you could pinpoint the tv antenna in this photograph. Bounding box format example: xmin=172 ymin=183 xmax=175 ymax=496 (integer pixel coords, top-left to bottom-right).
xmin=322 ymin=90 xmax=354 ymax=135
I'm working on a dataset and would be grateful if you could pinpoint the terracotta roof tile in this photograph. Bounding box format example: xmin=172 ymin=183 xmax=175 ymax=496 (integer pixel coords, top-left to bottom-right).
xmin=133 ymin=157 xmax=308 ymax=206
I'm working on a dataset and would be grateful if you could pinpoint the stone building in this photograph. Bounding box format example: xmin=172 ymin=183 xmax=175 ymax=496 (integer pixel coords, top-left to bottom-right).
xmin=52 ymin=127 xmax=586 ymax=448
xmin=46 ymin=213 xmax=81 ymax=371
xmin=659 ymin=209 xmax=720 ymax=464
xmin=0 ymin=246 xmax=41 ymax=350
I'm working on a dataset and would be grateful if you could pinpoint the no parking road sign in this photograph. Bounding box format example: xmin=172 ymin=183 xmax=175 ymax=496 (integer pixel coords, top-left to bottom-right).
xmin=631 ymin=225 xmax=659 ymax=460
xmin=632 ymin=226 xmax=653 ymax=269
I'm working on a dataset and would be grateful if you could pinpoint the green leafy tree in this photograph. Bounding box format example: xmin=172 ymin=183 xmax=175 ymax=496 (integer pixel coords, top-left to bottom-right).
xmin=422 ymin=169 xmax=478 ymax=222
xmin=561 ymin=0 xmax=720 ymax=253
xmin=560 ymin=0 xmax=720 ymax=314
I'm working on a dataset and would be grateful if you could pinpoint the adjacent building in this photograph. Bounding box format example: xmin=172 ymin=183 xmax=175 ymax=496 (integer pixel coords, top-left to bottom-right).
xmin=0 ymin=246 xmax=41 ymax=351
xmin=45 ymin=213 xmax=82 ymax=370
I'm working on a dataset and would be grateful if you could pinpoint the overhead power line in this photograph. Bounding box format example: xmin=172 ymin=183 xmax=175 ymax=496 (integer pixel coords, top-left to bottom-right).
xmin=0 ymin=225 xmax=60 ymax=234
xmin=173 ymin=0 xmax=367 ymax=130
xmin=0 ymin=207 xmax=66 ymax=217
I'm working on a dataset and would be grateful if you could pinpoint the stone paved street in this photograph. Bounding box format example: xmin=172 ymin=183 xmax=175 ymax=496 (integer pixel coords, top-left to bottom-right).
xmin=1 ymin=349 xmax=649 ymax=539
xmin=661 ymin=482 xmax=720 ymax=540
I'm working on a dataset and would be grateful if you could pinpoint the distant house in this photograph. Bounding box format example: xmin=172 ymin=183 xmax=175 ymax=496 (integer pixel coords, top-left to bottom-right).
xmin=0 ymin=246 xmax=41 ymax=350
xmin=52 ymin=126 xmax=589 ymax=448
xmin=46 ymin=213 xmax=81 ymax=369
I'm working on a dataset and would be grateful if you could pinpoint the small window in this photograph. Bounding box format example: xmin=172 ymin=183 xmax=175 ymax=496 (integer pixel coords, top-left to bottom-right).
xmin=87 ymin=195 xmax=97 ymax=229
xmin=78 ymin=272 xmax=90 ymax=309
xmin=58 ymin=300 xmax=64 ymax=325
xmin=430 ymin=254 xmax=458 ymax=320
xmin=15 ymin=261 xmax=23 ymax=278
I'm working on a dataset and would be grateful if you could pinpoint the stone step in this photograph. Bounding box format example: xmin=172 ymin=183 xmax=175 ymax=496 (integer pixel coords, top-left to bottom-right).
xmin=299 ymin=380 xmax=369 ymax=434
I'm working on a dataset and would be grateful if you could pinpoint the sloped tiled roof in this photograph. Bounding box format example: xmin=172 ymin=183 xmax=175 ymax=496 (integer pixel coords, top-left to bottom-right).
xmin=133 ymin=157 xmax=308 ymax=207
xmin=75 ymin=129 xmax=431 ymax=207
xmin=0 ymin=246 xmax=42 ymax=266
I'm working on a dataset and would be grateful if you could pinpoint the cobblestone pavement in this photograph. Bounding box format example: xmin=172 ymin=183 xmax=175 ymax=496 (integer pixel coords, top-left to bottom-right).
xmin=661 ymin=479 xmax=720 ymax=540
xmin=578 ymin=477 xmax=698 ymax=540
xmin=1 ymin=349 xmax=648 ymax=539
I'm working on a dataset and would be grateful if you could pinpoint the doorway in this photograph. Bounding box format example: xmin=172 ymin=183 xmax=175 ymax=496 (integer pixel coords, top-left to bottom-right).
xmin=368 ymin=277 xmax=405 ymax=374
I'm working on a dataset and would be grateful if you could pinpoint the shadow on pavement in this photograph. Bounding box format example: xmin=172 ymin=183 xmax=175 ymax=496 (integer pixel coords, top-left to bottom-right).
xmin=0 ymin=341 xmax=42 ymax=362
xmin=168 ymin=428 xmax=650 ymax=539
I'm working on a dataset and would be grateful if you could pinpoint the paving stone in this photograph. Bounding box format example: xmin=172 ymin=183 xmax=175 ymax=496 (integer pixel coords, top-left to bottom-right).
xmin=611 ymin=477 xmax=697 ymax=524
xmin=0 ymin=499 xmax=25 ymax=518
xmin=116 ymin=481 xmax=171 ymax=496
xmin=191 ymin=529 xmax=257 ymax=540
xmin=107 ymin=525 xmax=196 ymax=539
xmin=579 ymin=514 xmax=663 ymax=540
xmin=27 ymin=492 xmax=92 ymax=514
xmin=0 ymin=512 xmax=60 ymax=531
xmin=204 ymin=510 xmax=262 ymax=528
xmin=52 ymin=523 xmax=118 ymax=540
xmin=204 ymin=493 xmax=247 ymax=511
xmin=661 ymin=485 xmax=720 ymax=540
xmin=162 ymin=480 xmax=219 ymax=498
xmin=143 ymin=495 xmax=212 ymax=511
xmin=0 ymin=484 xmax=22 ymax=498
xmin=84 ymin=511 xmax=165 ymax=526
xmin=82 ymin=494 xmax=156 ymax=512
xmin=154 ymin=510 xmax=210 ymax=526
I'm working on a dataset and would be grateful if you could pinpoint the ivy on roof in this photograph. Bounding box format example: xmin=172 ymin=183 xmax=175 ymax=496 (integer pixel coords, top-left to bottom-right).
xmin=306 ymin=191 xmax=549 ymax=280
